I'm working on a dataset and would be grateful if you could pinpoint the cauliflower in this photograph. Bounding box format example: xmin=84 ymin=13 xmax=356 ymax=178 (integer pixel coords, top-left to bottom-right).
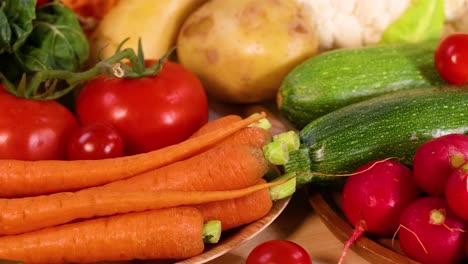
xmin=444 ymin=0 xmax=468 ymax=34
xmin=297 ymin=0 xmax=468 ymax=51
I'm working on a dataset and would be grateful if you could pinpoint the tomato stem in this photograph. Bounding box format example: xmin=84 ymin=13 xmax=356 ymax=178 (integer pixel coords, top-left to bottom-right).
xmin=0 ymin=39 xmax=175 ymax=100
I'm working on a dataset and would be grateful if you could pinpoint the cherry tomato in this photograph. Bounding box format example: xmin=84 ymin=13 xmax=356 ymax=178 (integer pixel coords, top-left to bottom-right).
xmin=434 ymin=33 xmax=468 ymax=85
xmin=66 ymin=122 xmax=124 ymax=160
xmin=75 ymin=61 xmax=209 ymax=155
xmin=0 ymin=89 xmax=78 ymax=160
xmin=246 ymin=240 xmax=312 ymax=264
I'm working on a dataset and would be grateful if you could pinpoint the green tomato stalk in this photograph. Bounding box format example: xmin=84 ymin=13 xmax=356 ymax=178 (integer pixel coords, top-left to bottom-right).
xmin=0 ymin=39 xmax=174 ymax=100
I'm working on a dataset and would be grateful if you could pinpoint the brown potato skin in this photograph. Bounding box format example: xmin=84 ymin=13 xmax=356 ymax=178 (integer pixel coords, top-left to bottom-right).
xmin=177 ymin=0 xmax=319 ymax=104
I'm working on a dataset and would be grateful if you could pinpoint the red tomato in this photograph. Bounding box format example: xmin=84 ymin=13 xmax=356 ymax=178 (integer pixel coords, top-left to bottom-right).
xmin=246 ymin=240 xmax=312 ymax=264
xmin=434 ymin=33 xmax=468 ymax=85
xmin=75 ymin=61 xmax=209 ymax=155
xmin=66 ymin=122 xmax=124 ymax=160
xmin=0 ymin=90 xmax=78 ymax=160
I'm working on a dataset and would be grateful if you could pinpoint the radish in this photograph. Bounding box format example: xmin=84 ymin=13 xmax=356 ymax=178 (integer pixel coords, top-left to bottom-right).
xmin=338 ymin=159 xmax=421 ymax=264
xmin=398 ymin=196 xmax=466 ymax=264
xmin=445 ymin=163 xmax=468 ymax=221
xmin=412 ymin=133 xmax=468 ymax=196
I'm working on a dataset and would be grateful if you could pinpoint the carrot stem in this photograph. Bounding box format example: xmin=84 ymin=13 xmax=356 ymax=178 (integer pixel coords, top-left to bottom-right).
xmin=248 ymin=113 xmax=272 ymax=130
xmin=202 ymin=220 xmax=222 ymax=244
xmin=263 ymin=141 xmax=289 ymax=165
xmin=269 ymin=172 xmax=297 ymax=201
xmin=273 ymin=131 xmax=300 ymax=151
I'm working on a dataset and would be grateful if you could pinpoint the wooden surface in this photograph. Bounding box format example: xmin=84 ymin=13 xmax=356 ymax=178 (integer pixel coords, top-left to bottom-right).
xmin=205 ymin=190 xmax=371 ymax=264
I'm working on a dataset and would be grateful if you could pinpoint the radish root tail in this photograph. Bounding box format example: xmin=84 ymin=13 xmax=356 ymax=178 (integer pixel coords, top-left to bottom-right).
xmin=398 ymin=224 xmax=429 ymax=254
xmin=443 ymin=223 xmax=466 ymax=233
xmin=301 ymin=157 xmax=402 ymax=178
xmin=338 ymin=219 xmax=367 ymax=264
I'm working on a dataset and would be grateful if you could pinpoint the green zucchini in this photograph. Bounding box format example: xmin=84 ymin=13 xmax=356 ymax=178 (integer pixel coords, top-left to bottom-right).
xmin=278 ymin=41 xmax=446 ymax=128
xmin=285 ymin=87 xmax=468 ymax=185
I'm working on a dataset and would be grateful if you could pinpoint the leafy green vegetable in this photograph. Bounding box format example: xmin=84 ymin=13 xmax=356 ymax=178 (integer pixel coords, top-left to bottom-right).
xmin=0 ymin=0 xmax=35 ymax=54
xmin=379 ymin=0 xmax=445 ymax=44
xmin=0 ymin=0 xmax=89 ymax=82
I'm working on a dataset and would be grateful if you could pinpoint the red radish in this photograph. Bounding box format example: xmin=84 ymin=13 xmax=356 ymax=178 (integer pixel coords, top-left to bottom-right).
xmin=339 ymin=159 xmax=421 ymax=264
xmin=445 ymin=163 xmax=468 ymax=220
xmin=412 ymin=133 xmax=468 ymax=196
xmin=398 ymin=196 xmax=466 ymax=264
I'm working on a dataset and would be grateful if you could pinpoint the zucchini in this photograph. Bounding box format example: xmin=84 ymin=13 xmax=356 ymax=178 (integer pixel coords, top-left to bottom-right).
xmin=285 ymin=87 xmax=468 ymax=184
xmin=278 ymin=41 xmax=446 ymax=128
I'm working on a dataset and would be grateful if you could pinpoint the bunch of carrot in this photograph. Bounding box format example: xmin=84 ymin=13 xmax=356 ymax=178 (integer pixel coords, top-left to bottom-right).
xmin=0 ymin=112 xmax=296 ymax=264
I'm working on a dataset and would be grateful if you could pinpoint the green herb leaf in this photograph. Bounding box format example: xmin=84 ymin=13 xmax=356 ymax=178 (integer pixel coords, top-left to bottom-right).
xmin=17 ymin=1 xmax=89 ymax=73
xmin=0 ymin=0 xmax=36 ymax=54
xmin=379 ymin=0 xmax=445 ymax=44
xmin=0 ymin=1 xmax=89 ymax=82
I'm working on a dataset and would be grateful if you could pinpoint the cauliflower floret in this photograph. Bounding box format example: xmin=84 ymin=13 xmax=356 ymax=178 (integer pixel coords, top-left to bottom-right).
xmin=444 ymin=0 xmax=468 ymax=33
xmin=297 ymin=0 xmax=468 ymax=51
xmin=297 ymin=0 xmax=409 ymax=50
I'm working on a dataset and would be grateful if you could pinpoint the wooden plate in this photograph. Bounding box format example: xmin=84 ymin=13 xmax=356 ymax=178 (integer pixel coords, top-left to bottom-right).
xmin=177 ymin=197 xmax=291 ymax=264
xmin=306 ymin=186 xmax=419 ymax=264
xmin=131 ymin=103 xmax=292 ymax=264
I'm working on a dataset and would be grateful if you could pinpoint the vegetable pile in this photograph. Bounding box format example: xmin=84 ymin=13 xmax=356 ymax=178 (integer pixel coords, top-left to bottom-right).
xmin=0 ymin=1 xmax=300 ymax=262
xmin=0 ymin=112 xmax=298 ymax=263
xmin=1 ymin=0 xmax=468 ymax=263
xmin=336 ymin=134 xmax=468 ymax=264
xmin=279 ymin=31 xmax=468 ymax=264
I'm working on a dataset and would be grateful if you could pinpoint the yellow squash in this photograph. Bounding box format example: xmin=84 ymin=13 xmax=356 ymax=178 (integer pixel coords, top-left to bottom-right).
xmin=88 ymin=0 xmax=208 ymax=62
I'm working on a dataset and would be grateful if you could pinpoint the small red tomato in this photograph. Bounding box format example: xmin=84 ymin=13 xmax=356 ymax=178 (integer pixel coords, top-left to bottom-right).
xmin=75 ymin=61 xmax=209 ymax=155
xmin=434 ymin=33 xmax=468 ymax=85
xmin=66 ymin=122 xmax=124 ymax=160
xmin=246 ymin=240 xmax=312 ymax=264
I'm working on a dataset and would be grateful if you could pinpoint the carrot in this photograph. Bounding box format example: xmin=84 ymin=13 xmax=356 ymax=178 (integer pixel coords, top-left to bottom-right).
xmin=0 ymin=180 xmax=286 ymax=235
xmin=220 ymin=126 xmax=272 ymax=148
xmin=0 ymin=112 xmax=266 ymax=198
xmin=190 ymin=115 xmax=242 ymax=138
xmin=192 ymin=114 xmax=271 ymax=148
xmin=195 ymin=179 xmax=273 ymax=231
xmin=0 ymin=207 xmax=208 ymax=263
xmin=243 ymin=105 xmax=291 ymax=135
xmin=96 ymin=143 xmax=269 ymax=193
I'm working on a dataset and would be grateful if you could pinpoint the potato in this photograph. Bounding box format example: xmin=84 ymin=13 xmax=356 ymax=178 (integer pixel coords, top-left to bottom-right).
xmin=88 ymin=0 xmax=208 ymax=63
xmin=176 ymin=0 xmax=319 ymax=103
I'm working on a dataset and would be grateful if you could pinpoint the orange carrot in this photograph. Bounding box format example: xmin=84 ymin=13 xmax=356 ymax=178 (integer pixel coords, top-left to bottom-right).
xmin=195 ymin=179 xmax=274 ymax=231
xmin=190 ymin=115 xmax=242 ymax=138
xmin=0 ymin=180 xmax=284 ymax=235
xmin=95 ymin=143 xmax=269 ymax=193
xmin=191 ymin=114 xmax=271 ymax=148
xmin=0 ymin=207 xmax=207 ymax=263
xmin=243 ymin=105 xmax=291 ymax=135
xmin=220 ymin=126 xmax=272 ymax=148
xmin=0 ymin=112 xmax=266 ymax=198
